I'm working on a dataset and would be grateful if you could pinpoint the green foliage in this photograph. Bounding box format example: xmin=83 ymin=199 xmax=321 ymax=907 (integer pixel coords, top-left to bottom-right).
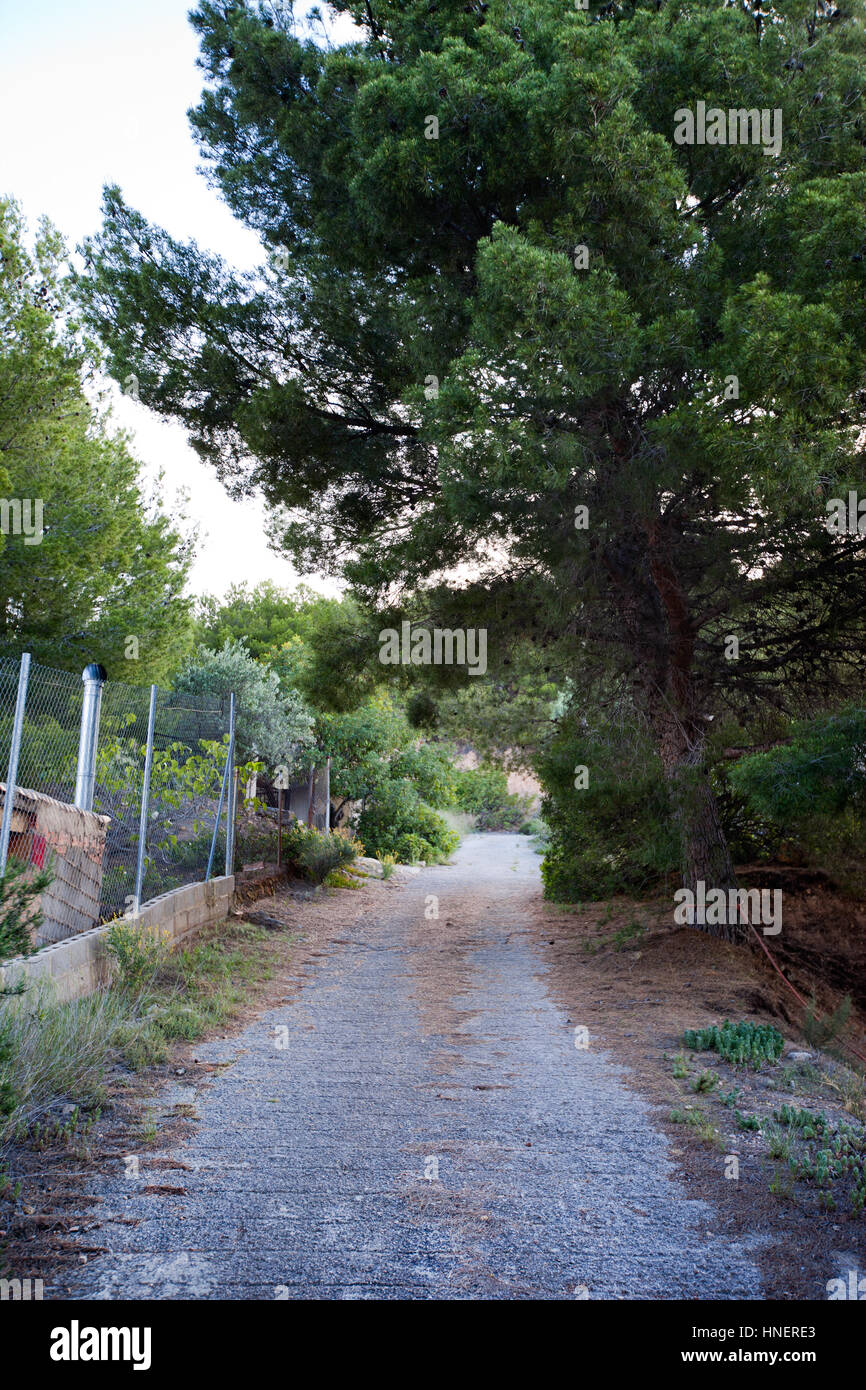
xmin=536 ymin=714 xmax=680 ymax=902
xmin=611 ymin=918 xmax=647 ymax=952
xmin=283 ymin=824 xmax=359 ymax=885
xmin=0 ymin=859 xmax=52 ymax=968
xmin=104 ymin=920 xmax=171 ymax=990
xmin=775 ymin=1104 xmax=829 ymax=1138
xmin=728 ymin=709 xmax=866 ymax=892
xmin=772 ymin=1106 xmax=866 ymax=1214
xmin=196 ymin=583 xmax=383 ymax=713
xmin=453 ymin=763 xmax=531 ymax=830
xmin=735 ymin=1111 xmax=761 ymax=1132
xmin=174 ymin=639 xmax=314 ymax=769
xmin=318 ymin=698 xmax=463 ymax=861
xmin=316 ymin=697 xmax=414 ymax=805
xmin=683 ymin=1019 xmax=785 ymax=1070
xmin=390 ymin=743 xmax=457 ymax=809
xmin=356 ymin=780 xmax=459 ymax=863
xmin=75 ymin=2 xmax=866 ymax=910
xmin=0 ymin=197 xmax=194 ymax=679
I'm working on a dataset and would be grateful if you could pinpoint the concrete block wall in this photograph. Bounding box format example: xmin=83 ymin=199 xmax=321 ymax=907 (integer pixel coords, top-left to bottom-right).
xmin=0 ymin=876 xmax=234 ymax=1006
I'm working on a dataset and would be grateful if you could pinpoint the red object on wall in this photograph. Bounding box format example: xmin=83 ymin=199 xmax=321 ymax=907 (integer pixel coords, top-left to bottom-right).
xmin=30 ymin=834 xmax=46 ymax=868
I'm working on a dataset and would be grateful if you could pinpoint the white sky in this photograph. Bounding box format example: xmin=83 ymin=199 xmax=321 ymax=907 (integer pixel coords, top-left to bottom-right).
xmin=0 ymin=0 xmax=356 ymax=599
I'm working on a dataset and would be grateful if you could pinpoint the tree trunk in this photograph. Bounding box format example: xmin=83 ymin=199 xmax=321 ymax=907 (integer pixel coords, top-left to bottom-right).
xmin=603 ymin=511 xmax=744 ymax=940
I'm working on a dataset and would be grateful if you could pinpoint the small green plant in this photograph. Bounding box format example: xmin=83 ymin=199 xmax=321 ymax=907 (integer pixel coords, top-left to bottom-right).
xmin=380 ymin=854 xmax=396 ymax=881
xmin=774 ymin=1103 xmax=829 ymax=1138
xmin=735 ymin=1110 xmax=761 ymax=1131
xmin=769 ymin=1169 xmax=795 ymax=1201
xmin=766 ymin=1124 xmax=793 ymax=1161
xmin=612 ymin=919 xmax=647 ymax=951
xmin=672 ymin=1052 xmax=689 ymax=1079
xmin=683 ymin=1019 xmax=784 ymax=1069
xmin=284 ymin=823 xmax=359 ymax=885
xmin=0 ymin=858 xmax=52 ymax=967
xmin=692 ymin=1070 xmax=719 ymax=1094
xmin=669 ymin=1107 xmax=720 ymax=1144
xmin=104 ymin=920 xmax=171 ymax=989
xmin=324 ymin=868 xmax=361 ymax=889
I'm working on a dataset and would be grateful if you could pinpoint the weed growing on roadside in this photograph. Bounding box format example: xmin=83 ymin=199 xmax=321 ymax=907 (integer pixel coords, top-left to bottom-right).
xmin=683 ymin=1019 xmax=784 ymax=1069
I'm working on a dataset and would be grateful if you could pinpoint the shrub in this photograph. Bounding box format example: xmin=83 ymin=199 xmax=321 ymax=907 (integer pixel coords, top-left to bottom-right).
xmin=0 ymin=985 xmax=134 ymax=1145
xmin=728 ymin=707 xmax=866 ymax=893
xmin=284 ymin=823 xmax=358 ymax=884
xmin=0 ymin=858 xmax=52 ymax=967
xmin=453 ymin=763 xmax=531 ymax=830
xmin=535 ymin=719 xmax=680 ymax=902
xmin=174 ymin=638 xmax=314 ymax=768
xmin=104 ymin=920 xmax=171 ymax=990
xmin=356 ymin=780 xmax=458 ymax=862
xmin=803 ymin=994 xmax=852 ymax=1051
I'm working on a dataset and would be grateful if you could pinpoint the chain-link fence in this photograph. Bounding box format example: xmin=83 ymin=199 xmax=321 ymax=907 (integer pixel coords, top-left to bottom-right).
xmin=94 ymin=682 xmax=232 ymax=918
xmin=0 ymin=657 xmax=82 ymax=804
xmin=0 ymin=655 xmax=234 ymax=935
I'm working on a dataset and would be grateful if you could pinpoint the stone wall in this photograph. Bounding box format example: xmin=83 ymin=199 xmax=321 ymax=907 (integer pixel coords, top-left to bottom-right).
xmin=0 ymin=876 xmax=234 ymax=1005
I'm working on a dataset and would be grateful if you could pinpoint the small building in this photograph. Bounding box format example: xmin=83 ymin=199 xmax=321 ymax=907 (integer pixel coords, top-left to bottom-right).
xmin=0 ymin=784 xmax=110 ymax=945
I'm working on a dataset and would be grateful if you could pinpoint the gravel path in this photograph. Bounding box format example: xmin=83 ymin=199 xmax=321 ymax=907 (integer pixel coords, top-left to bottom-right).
xmin=58 ymin=833 xmax=762 ymax=1300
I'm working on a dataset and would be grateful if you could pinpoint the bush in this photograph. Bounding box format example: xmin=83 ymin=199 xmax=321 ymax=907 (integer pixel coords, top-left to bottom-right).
xmin=284 ymin=823 xmax=359 ymax=884
xmin=453 ymin=763 xmax=532 ymax=830
xmin=104 ymin=920 xmax=171 ymax=990
xmin=356 ymin=780 xmax=458 ymax=863
xmin=174 ymin=638 xmax=314 ymax=769
xmin=0 ymin=858 xmax=52 ymax=967
xmin=535 ymin=719 xmax=680 ymax=902
xmin=728 ymin=707 xmax=866 ymax=893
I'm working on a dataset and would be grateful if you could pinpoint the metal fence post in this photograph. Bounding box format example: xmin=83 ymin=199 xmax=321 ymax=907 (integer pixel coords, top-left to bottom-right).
xmin=0 ymin=651 xmax=31 ymax=876
xmin=224 ymin=692 xmax=236 ymax=877
xmin=325 ymin=756 xmax=331 ymax=833
xmin=229 ymin=768 xmax=238 ymax=874
xmin=74 ymin=663 xmax=107 ymax=812
xmin=307 ymin=763 xmax=316 ymax=827
xmin=132 ymin=684 xmax=158 ymax=914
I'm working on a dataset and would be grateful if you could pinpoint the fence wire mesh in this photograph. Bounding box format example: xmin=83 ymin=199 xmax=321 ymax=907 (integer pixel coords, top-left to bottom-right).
xmin=94 ymin=683 xmax=231 ymax=919
xmin=0 ymin=657 xmax=82 ymax=804
xmin=0 ymin=656 xmax=233 ymax=933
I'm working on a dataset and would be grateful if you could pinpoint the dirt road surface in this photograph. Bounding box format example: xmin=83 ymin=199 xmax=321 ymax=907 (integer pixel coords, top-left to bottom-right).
xmin=55 ymin=834 xmax=762 ymax=1300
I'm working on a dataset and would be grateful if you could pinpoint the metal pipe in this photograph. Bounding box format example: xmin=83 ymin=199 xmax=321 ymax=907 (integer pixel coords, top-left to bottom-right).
xmin=207 ymin=735 xmax=232 ymax=882
xmin=224 ymin=693 xmax=236 ymax=877
xmin=277 ymin=787 xmax=283 ymax=868
xmin=132 ymin=684 xmax=158 ymax=914
xmin=325 ymin=756 xmax=331 ymax=833
xmin=307 ymin=763 xmax=316 ymax=827
xmin=228 ymin=767 xmax=239 ymax=875
xmin=0 ymin=652 xmax=31 ymax=876
xmin=74 ymin=663 xmax=107 ymax=812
